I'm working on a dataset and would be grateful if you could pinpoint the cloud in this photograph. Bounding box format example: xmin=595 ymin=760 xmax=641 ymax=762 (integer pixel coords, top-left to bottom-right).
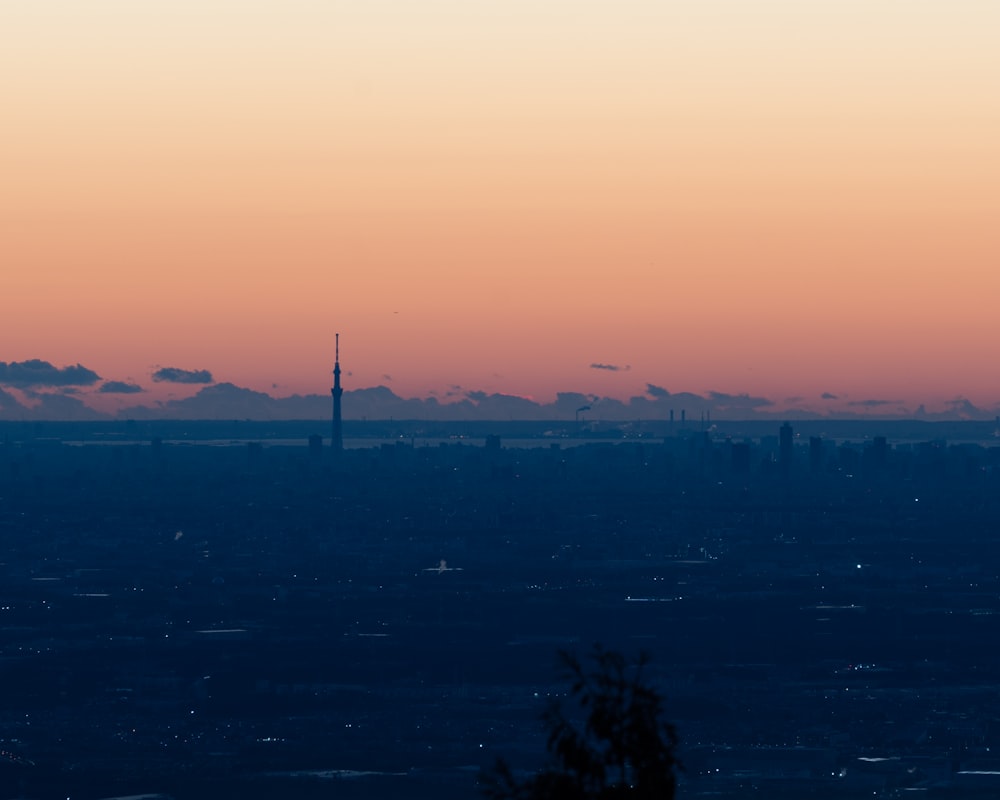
xmin=30 ymin=392 xmax=107 ymax=420
xmin=945 ymin=397 xmax=982 ymax=419
xmin=0 ymin=387 xmax=25 ymax=413
xmin=99 ymin=380 xmax=144 ymax=394
xmin=551 ymin=392 xmax=599 ymax=415
xmin=590 ymin=363 xmax=630 ymax=372
xmin=121 ymin=382 xmax=275 ymax=420
xmin=466 ymin=390 xmax=543 ymax=417
xmin=0 ymin=386 xmax=107 ymax=421
xmin=0 ymin=359 xmax=101 ymax=387
xmin=707 ymin=391 xmax=774 ymax=409
xmin=847 ymin=399 xmax=898 ymax=408
xmin=152 ymin=367 xmax=213 ymax=384
xmin=0 ymin=359 xmax=980 ymax=420
xmin=120 ymin=383 xmax=618 ymax=423
xmin=0 ymin=392 xmax=105 ymax=421
xmin=30 ymin=386 xmax=83 ymax=400
xmin=14 ymin=376 xmax=978 ymax=422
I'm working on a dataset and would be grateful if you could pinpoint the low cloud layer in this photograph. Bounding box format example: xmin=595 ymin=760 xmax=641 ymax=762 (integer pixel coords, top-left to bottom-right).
xmin=0 ymin=359 xmax=101 ymax=387
xmin=3 ymin=380 xmax=997 ymax=422
xmin=101 ymin=383 xmax=997 ymax=424
xmin=0 ymin=387 xmax=21 ymax=411
xmin=590 ymin=363 xmax=630 ymax=372
xmin=707 ymin=391 xmax=774 ymax=410
xmin=99 ymin=380 xmax=144 ymax=394
xmin=0 ymin=387 xmax=105 ymax=421
xmin=152 ymin=367 xmax=214 ymax=384
xmin=944 ymin=397 xmax=984 ymax=419
xmin=2 ymin=359 xmax=998 ymax=423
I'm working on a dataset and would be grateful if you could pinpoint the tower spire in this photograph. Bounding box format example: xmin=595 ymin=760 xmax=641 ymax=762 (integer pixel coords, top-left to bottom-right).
xmin=331 ymin=333 xmax=343 ymax=453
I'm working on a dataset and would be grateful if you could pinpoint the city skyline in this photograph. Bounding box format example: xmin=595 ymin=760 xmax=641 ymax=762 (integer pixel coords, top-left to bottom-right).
xmin=4 ymin=2 xmax=999 ymax=414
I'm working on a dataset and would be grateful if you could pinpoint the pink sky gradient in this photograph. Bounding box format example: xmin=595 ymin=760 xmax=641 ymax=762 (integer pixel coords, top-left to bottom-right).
xmin=3 ymin=1 xmax=999 ymax=416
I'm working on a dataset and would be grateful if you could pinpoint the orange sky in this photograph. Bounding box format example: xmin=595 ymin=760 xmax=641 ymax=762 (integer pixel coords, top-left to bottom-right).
xmin=3 ymin=1 xmax=999 ymax=415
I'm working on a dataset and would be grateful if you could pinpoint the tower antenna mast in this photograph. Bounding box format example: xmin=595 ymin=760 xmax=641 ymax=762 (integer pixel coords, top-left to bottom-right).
xmin=331 ymin=333 xmax=343 ymax=453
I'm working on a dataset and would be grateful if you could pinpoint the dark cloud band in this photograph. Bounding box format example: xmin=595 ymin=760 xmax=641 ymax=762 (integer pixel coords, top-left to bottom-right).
xmin=0 ymin=359 xmax=101 ymax=387
xmin=152 ymin=367 xmax=214 ymax=384
xmin=590 ymin=363 xmax=630 ymax=372
xmin=99 ymin=380 xmax=144 ymax=394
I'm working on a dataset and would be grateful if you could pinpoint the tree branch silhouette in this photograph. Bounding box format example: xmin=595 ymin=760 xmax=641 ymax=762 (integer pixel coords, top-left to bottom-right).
xmin=482 ymin=645 xmax=680 ymax=799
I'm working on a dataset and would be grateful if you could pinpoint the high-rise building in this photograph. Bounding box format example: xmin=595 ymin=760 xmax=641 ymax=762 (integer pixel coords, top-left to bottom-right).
xmin=779 ymin=422 xmax=793 ymax=476
xmin=308 ymin=433 xmax=323 ymax=462
xmin=731 ymin=441 xmax=751 ymax=473
xmin=809 ymin=436 xmax=824 ymax=474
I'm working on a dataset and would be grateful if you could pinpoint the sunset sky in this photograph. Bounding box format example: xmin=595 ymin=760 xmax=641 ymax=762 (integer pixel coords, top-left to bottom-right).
xmin=3 ymin=1 xmax=999 ymax=416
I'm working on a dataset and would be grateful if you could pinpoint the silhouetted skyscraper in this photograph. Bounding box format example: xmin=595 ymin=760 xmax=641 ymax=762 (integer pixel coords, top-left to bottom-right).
xmin=309 ymin=433 xmax=323 ymax=462
xmin=731 ymin=441 xmax=751 ymax=473
xmin=779 ymin=422 xmax=793 ymax=476
xmin=809 ymin=436 xmax=824 ymax=474
xmin=871 ymin=436 xmax=888 ymax=470
xmin=331 ymin=333 xmax=343 ymax=454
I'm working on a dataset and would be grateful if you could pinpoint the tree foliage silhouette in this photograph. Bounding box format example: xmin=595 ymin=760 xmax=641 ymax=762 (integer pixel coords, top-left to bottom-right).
xmin=482 ymin=646 xmax=679 ymax=799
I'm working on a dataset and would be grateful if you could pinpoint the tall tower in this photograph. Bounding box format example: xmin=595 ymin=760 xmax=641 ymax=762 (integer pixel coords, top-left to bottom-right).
xmin=331 ymin=333 xmax=343 ymax=453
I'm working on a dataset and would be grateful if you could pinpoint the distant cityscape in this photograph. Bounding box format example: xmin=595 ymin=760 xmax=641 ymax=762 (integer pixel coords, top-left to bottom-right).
xmin=3 ymin=416 xmax=1000 ymax=798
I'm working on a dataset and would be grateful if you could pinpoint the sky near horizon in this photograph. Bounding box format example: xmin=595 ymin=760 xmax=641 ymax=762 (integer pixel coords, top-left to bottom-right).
xmin=3 ymin=1 xmax=999 ymax=414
